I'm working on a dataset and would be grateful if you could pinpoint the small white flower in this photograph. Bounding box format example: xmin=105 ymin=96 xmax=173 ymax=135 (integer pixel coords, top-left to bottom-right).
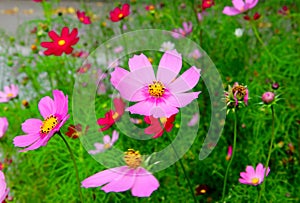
xmin=159 ymin=41 xmax=175 ymax=52
xmin=234 ymin=28 xmax=244 ymax=38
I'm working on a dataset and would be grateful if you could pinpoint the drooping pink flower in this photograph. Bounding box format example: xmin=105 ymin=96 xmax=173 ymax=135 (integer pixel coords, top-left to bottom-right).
xmin=97 ymin=98 xmax=126 ymax=131
xmin=223 ymin=0 xmax=258 ymax=16
xmin=239 ymin=163 xmax=270 ymax=186
xmin=76 ymin=10 xmax=91 ymax=24
xmin=225 ymin=145 xmax=232 ymax=161
xmin=0 ymin=84 xmax=18 ymax=103
xmin=171 ymin=22 xmax=193 ymax=39
xmin=88 ymin=130 xmax=119 ymax=154
xmin=0 ymin=171 xmax=9 ymax=202
xmin=144 ymin=114 xmax=176 ymax=138
xmin=13 ymin=90 xmax=69 ymax=152
xmin=0 ymin=117 xmax=8 ymax=138
xmin=82 ymin=149 xmax=159 ymax=197
xmin=110 ymin=50 xmax=201 ymax=118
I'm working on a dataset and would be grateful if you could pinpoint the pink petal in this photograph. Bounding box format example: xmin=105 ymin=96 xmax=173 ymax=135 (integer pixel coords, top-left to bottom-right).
xmin=126 ymin=100 xmax=156 ymax=116
xmin=128 ymin=54 xmax=155 ymax=84
xmin=81 ymin=167 xmax=123 ymax=188
xmin=168 ymin=66 xmax=201 ymax=93
xmin=21 ymin=118 xmax=42 ymax=134
xmin=222 ymin=6 xmax=242 ymax=16
xmin=101 ymin=168 xmax=135 ymax=193
xmin=240 ymin=172 xmax=250 ymax=181
xmin=53 ymin=90 xmax=68 ymax=116
xmin=245 ymin=166 xmax=255 ymax=177
xmin=19 ymin=137 xmax=45 ymax=152
xmin=111 ymin=130 xmax=119 ymax=143
xmin=110 ymin=67 xmax=129 ymax=88
xmin=232 ymin=0 xmax=245 ymax=10
xmin=38 ymin=96 xmax=56 ymax=119
xmin=13 ymin=133 xmax=40 ymax=147
xmin=103 ymin=135 xmax=111 ymax=144
xmin=151 ymin=100 xmax=179 ymax=118
xmin=88 ymin=143 xmax=104 ymax=154
xmin=246 ymin=0 xmax=258 ymax=9
xmin=157 ymin=50 xmax=182 ymax=85
xmin=239 ymin=178 xmax=250 ymax=184
xmin=167 ymin=92 xmax=201 ymax=108
xmin=131 ymin=167 xmax=159 ymax=197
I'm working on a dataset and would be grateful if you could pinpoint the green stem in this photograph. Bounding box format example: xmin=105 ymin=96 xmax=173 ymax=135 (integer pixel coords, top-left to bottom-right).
xmin=221 ymin=109 xmax=238 ymax=202
xmin=257 ymin=105 xmax=275 ymax=203
xmin=164 ymin=132 xmax=197 ymax=203
xmin=57 ymin=131 xmax=84 ymax=203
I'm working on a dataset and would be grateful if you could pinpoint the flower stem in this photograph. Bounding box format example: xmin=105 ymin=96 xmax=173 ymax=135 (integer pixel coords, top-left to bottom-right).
xmin=165 ymin=134 xmax=197 ymax=203
xmin=257 ymin=105 xmax=275 ymax=203
xmin=57 ymin=131 xmax=84 ymax=203
xmin=221 ymin=109 xmax=238 ymax=202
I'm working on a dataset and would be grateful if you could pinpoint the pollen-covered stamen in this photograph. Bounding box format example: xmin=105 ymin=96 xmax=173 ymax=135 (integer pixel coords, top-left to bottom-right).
xmin=232 ymin=85 xmax=246 ymax=100
xmin=251 ymin=177 xmax=259 ymax=185
xmin=40 ymin=115 xmax=58 ymax=134
xmin=148 ymin=81 xmax=165 ymax=98
xmin=112 ymin=112 xmax=119 ymax=120
xmin=79 ymin=17 xmax=84 ymax=22
xmin=58 ymin=39 xmax=66 ymax=46
xmin=104 ymin=143 xmax=111 ymax=149
xmin=124 ymin=149 xmax=142 ymax=169
xmin=6 ymin=93 xmax=14 ymax=98
xmin=118 ymin=13 xmax=124 ymax=19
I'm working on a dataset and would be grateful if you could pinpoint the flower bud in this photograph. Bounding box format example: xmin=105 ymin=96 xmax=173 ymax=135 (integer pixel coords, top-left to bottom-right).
xmin=262 ymin=92 xmax=275 ymax=104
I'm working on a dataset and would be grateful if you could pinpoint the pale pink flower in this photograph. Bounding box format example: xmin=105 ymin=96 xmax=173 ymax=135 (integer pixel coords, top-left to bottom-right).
xmin=261 ymin=92 xmax=275 ymax=104
xmin=110 ymin=50 xmax=201 ymax=118
xmin=239 ymin=163 xmax=270 ymax=186
xmin=13 ymin=90 xmax=69 ymax=152
xmin=187 ymin=113 xmax=199 ymax=126
xmin=0 ymin=84 xmax=18 ymax=103
xmin=89 ymin=130 xmax=119 ymax=154
xmin=82 ymin=149 xmax=159 ymax=197
xmin=0 ymin=117 xmax=8 ymax=138
xmin=171 ymin=22 xmax=193 ymax=39
xmin=114 ymin=46 xmax=124 ymax=53
xmin=0 ymin=171 xmax=9 ymax=202
xmin=223 ymin=0 xmax=259 ymax=16
xmin=188 ymin=49 xmax=202 ymax=60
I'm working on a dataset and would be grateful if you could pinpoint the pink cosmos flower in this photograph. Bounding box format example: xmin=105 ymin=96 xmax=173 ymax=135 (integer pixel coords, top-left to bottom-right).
xmin=89 ymin=130 xmax=119 ymax=154
xmin=0 ymin=171 xmax=9 ymax=202
xmin=0 ymin=117 xmax=8 ymax=138
xmin=171 ymin=22 xmax=193 ymax=39
xmin=82 ymin=149 xmax=159 ymax=197
xmin=223 ymin=0 xmax=258 ymax=16
xmin=239 ymin=163 xmax=270 ymax=186
xmin=0 ymin=84 xmax=18 ymax=103
xmin=188 ymin=49 xmax=202 ymax=60
xmin=110 ymin=50 xmax=201 ymax=118
xmin=262 ymin=92 xmax=275 ymax=104
xmin=13 ymin=90 xmax=69 ymax=152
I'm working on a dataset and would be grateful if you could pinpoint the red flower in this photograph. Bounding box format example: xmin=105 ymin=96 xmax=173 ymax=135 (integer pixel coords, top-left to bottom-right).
xmin=77 ymin=63 xmax=91 ymax=73
xmin=202 ymin=0 xmax=214 ymax=11
xmin=65 ymin=124 xmax=88 ymax=139
xmin=41 ymin=27 xmax=79 ymax=56
xmin=144 ymin=114 xmax=176 ymax=138
xmin=244 ymin=12 xmax=261 ymax=21
xmin=97 ymin=98 xmax=126 ymax=131
xmin=145 ymin=5 xmax=155 ymax=11
xmin=33 ymin=0 xmax=46 ymax=2
xmin=109 ymin=3 xmax=130 ymax=22
xmin=77 ymin=10 xmax=91 ymax=24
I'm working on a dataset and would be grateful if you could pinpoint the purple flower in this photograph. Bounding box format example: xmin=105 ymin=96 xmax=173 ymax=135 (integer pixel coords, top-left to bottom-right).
xmin=110 ymin=50 xmax=201 ymax=118
xmin=0 ymin=84 xmax=18 ymax=103
xmin=171 ymin=22 xmax=193 ymax=39
xmin=82 ymin=149 xmax=159 ymax=197
xmin=89 ymin=130 xmax=119 ymax=154
xmin=239 ymin=163 xmax=270 ymax=186
xmin=13 ymin=90 xmax=69 ymax=152
xmin=223 ymin=0 xmax=258 ymax=16
xmin=0 ymin=117 xmax=8 ymax=138
xmin=262 ymin=92 xmax=275 ymax=104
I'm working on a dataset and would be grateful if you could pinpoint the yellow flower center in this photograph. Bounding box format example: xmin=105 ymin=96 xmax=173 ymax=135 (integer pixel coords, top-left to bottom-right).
xmin=112 ymin=112 xmax=119 ymax=120
xmin=148 ymin=81 xmax=165 ymax=98
xmin=251 ymin=177 xmax=259 ymax=185
xmin=6 ymin=93 xmax=13 ymax=98
xmin=149 ymin=5 xmax=155 ymax=10
xmin=124 ymin=149 xmax=142 ymax=169
xmin=58 ymin=39 xmax=66 ymax=46
xmin=118 ymin=13 xmax=124 ymax=19
xmin=232 ymin=85 xmax=246 ymax=100
xmin=200 ymin=189 xmax=206 ymax=194
xmin=79 ymin=17 xmax=84 ymax=22
xmin=40 ymin=115 xmax=58 ymax=134
xmin=104 ymin=143 xmax=111 ymax=149
xmin=160 ymin=117 xmax=167 ymax=124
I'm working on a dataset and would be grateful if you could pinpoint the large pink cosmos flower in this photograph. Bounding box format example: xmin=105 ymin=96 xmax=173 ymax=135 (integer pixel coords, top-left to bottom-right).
xmin=223 ymin=0 xmax=258 ymax=16
xmin=0 ymin=171 xmax=9 ymax=202
xmin=0 ymin=117 xmax=8 ymax=138
xmin=239 ymin=163 xmax=270 ymax=186
xmin=0 ymin=84 xmax=18 ymax=103
xmin=13 ymin=90 xmax=69 ymax=152
xmin=110 ymin=50 xmax=201 ymax=118
xmin=82 ymin=149 xmax=159 ymax=197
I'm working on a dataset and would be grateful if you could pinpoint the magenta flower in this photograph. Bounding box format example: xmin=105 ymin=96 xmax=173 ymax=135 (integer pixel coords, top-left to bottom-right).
xmin=239 ymin=163 xmax=270 ymax=186
xmin=0 ymin=84 xmax=18 ymax=103
xmin=261 ymin=92 xmax=275 ymax=104
xmin=0 ymin=171 xmax=9 ymax=202
xmin=225 ymin=145 xmax=232 ymax=161
xmin=13 ymin=90 xmax=69 ymax=152
xmin=110 ymin=50 xmax=201 ymax=118
xmin=223 ymin=0 xmax=258 ymax=16
xmin=171 ymin=22 xmax=193 ymax=39
xmin=88 ymin=130 xmax=119 ymax=154
xmin=82 ymin=149 xmax=159 ymax=197
xmin=0 ymin=117 xmax=8 ymax=138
